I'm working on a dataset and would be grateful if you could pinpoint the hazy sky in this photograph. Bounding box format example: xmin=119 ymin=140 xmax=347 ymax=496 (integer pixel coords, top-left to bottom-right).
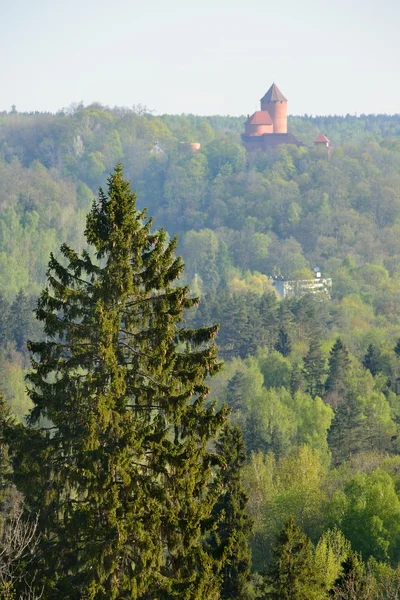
xmin=1 ymin=0 xmax=399 ymax=116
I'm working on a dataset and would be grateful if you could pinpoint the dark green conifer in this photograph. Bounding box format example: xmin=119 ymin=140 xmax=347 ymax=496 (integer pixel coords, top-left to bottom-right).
xmin=219 ymin=293 xmax=250 ymax=359
xmin=227 ymin=370 xmax=246 ymax=413
xmin=394 ymin=339 xmax=400 ymax=358
xmin=258 ymin=292 xmax=278 ymax=351
xmin=325 ymin=338 xmax=350 ymax=396
xmin=209 ymin=424 xmax=253 ymax=600
xmin=274 ymin=327 xmax=292 ymax=357
xmin=328 ymin=395 xmax=365 ymax=465
xmin=289 ymin=363 xmax=304 ymax=395
xmin=10 ymin=289 xmax=33 ymax=352
xmin=266 ymin=517 xmax=321 ymax=600
xmin=362 ymin=344 xmax=380 ymax=377
xmin=0 ymin=293 xmax=11 ymax=347
xmin=274 ymin=302 xmax=292 ymax=358
xmin=241 ymin=293 xmax=263 ymax=357
xmin=9 ymin=166 xmax=227 ymax=600
xmin=302 ymin=340 xmax=325 ymax=398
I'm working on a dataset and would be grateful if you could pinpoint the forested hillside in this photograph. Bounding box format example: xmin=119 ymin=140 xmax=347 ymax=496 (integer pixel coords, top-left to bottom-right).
xmin=2 ymin=104 xmax=400 ymax=597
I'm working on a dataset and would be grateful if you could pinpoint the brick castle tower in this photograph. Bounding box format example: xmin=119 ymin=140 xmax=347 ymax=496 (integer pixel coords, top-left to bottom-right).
xmin=242 ymin=83 xmax=302 ymax=151
xmin=260 ymin=83 xmax=288 ymax=133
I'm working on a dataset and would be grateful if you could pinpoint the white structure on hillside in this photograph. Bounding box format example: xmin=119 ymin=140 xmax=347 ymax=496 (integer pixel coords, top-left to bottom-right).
xmin=273 ymin=269 xmax=332 ymax=299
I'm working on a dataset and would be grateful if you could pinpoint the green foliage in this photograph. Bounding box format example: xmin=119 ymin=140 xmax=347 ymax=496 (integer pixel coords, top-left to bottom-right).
xmin=339 ymin=470 xmax=400 ymax=563
xmin=274 ymin=327 xmax=292 ymax=357
xmin=363 ymin=344 xmax=380 ymax=377
xmin=325 ymin=338 xmax=351 ymax=398
xmin=3 ymin=107 xmax=400 ymax=592
xmin=203 ymin=138 xmax=246 ymax=177
xmin=328 ymin=394 xmax=365 ymax=465
xmin=303 ymin=340 xmax=326 ymax=398
xmin=9 ymin=166 xmax=228 ymax=599
xmin=266 ymin=516 xmax=323 ymax=600
xmin=257 ymin=349 xmax=292 ymax=390
xmin=314 ymin=528 xmax=351 ymax=592
xmin=209 ymin=424 xmax=253 ymax=600
xmin=244 ymin=447 xmax=328 ymax=570
xmin=331 ymin=550 xmax=375 ymax=600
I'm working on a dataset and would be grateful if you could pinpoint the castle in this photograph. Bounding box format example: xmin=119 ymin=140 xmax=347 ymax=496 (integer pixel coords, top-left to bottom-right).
xmin=242 ymin=83 xmax=310 ymax=151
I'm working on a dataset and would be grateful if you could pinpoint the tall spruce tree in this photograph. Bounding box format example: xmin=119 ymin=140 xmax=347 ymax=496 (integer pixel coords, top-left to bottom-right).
xmin=362 ymin=344 xmax=380 ymax=377
xmin=266 ymin=517 xmax=322 ymax=600
xmin=274 ymin=327 xmax=292 ymax=358
xmin=9 ymin=165 xmax=228 ymax=600
xmin=325 ymin=338 xmax=350 ymax=397
xmin=227 ymin=370 xmax=246 ymax=413
xmin=328 ymin=395 xmax=365 ymax=465
xmin=0 ymin=293 xmax=11 ymax=347
xmin=10 ymin=289 xmax=34 ymax=353
xmin=302 ymin=340 xmax=325 ymax=398
xmin=258 ymin=292 xmax=278 ymax=352
xmin=274 ymin=302 xmax=292 ymax=358
xmin=208 ymin=424 xmax=253 ymax=600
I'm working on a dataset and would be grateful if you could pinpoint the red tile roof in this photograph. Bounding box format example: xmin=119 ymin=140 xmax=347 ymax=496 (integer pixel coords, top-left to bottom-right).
xmin=261 ymin=83 xmax=287 ymax=103
xmin=246 ymin=111 xmax=273 ymax=125
xmin=314 ymin=133 xmax=330 ymax=143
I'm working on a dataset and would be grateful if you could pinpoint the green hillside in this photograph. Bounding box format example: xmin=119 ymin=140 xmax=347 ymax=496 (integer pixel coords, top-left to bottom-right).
xmin=1 ymin=105 xmax=400 ymax=597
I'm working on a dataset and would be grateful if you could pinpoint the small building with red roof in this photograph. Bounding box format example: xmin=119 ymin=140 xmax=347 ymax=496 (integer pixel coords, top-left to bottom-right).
xmin=314 ymin=133 xmax=330 ymax=147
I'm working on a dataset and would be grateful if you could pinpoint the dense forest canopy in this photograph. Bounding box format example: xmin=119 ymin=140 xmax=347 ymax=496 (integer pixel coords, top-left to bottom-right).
xmin=1 ymin=104 xmax=400 ymax=597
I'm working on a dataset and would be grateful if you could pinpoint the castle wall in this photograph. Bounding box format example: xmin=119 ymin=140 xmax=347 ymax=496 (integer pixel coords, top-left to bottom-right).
xmin=244 ymin=123 xmax=273 ymax=136
xmin=241 ymin=133 xmax=302 ymax=151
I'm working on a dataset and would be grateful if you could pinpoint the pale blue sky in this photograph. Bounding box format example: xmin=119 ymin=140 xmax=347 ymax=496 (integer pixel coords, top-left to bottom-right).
xmin=1 ymin=0 xmax=399 ymax=116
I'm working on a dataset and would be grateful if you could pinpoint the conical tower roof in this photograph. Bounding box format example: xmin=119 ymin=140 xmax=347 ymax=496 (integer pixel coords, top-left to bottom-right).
xmin=260 ymin=83 xmax=287 ymax=103
xmin=314 ymin=133 xmax=330 ymax=143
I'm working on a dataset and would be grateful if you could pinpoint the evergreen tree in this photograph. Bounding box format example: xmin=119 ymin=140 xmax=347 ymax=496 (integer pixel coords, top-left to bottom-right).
xmin=0 ymin=294 xmax=11 ymax=347
xmin=325 ymin=338 xmax=350 ymax=397
xmin=10 ymin=289 xmax=33 ymax=353
xmin=258 ymin=292 xmax=278 ymax=351
xmin=274 ymin=327 xmax=292 ymax=358
xmin=274 ymin=302 xmax=292 ymax=358
xmin=192 ymin=289 xmax=217 ymax=330
xmin=9 ymin=165 xmax=227 ymax=600
xmin=290 ymin=363 xmax=304 ymax=395
xmin=394 ymin=339 xmax=400 ymax=359
xmin=362 ymin=344 xmax=380 ymax=377
xmin=328 ymin=395 xmax=365 ymax=465
xmin=241 ymin=293 xmax=263 ymax=358
xmin=219 ymin=293 xmax=250 ymax=359
xmin=302 ymin=340 xmax=325 ymax=398
xmin=209 ymin=424 xmax=253 ymax=600
xmin=227 ymin=370 xmax=246 ymax=413
xmin=266 ymin=517 xmax=322 ymax=600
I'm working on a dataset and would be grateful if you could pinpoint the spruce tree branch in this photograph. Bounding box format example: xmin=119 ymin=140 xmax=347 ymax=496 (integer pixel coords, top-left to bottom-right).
xmin=118 ymin=339 xmax=155 ymax=361
xmin=52 ymin=270 xmax=95 ymax=289
xmin=125 ymin=404 xmax=161 ymax=410
xmin=123 ymin=294 xmax=163 ymax=308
